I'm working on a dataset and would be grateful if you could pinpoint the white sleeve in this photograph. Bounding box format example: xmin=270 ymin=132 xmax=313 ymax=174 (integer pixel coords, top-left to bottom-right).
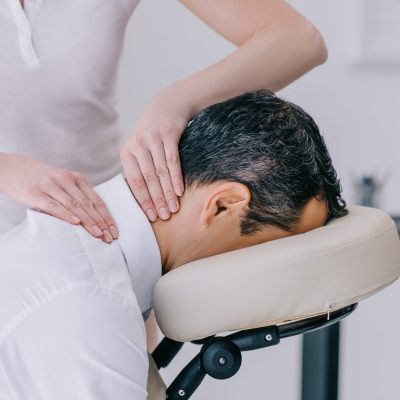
xmin=0 ymin=366 xmax=13 ymax=400
xmin=0 ymin=285 xmax=148 ymax=400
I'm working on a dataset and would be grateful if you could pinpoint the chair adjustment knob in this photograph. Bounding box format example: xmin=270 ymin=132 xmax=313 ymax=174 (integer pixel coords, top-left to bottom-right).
xmin=201 ymin=338 xmax=242 ymax=380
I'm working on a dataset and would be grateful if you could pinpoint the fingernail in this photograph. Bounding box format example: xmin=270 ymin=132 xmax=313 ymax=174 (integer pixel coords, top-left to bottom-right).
xmin=92 ymin=225 xmax=103 ymax=237
xmin=71 ymin=216 xmax=81 ymax=224
xmin=146 ymin=209 xmax=157 ymax=222
xmin=175 ymin=184 xmax=183 ymax=196
xmin=159 ymin=207 xmax=170 ymax=220
xmin=168 ymin=199 xmax=178 ymax=213
xmin=109 ymin=225 xmax=119 ymax=239
xmin=103 ymin=230 xmax=113 ymax=243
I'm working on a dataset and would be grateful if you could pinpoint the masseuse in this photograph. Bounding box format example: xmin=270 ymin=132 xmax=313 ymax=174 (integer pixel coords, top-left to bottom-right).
xmin=0 ymin=0 xmax=327 ymax=349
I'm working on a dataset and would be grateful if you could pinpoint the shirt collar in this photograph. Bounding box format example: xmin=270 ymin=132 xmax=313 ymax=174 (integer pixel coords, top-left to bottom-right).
xmin=94 ymin=174 xmax=162 ymax=314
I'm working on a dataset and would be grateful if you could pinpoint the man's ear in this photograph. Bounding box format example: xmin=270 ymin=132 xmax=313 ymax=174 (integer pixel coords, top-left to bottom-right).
xmin=200 ymin=182 xmax=251 ymax=227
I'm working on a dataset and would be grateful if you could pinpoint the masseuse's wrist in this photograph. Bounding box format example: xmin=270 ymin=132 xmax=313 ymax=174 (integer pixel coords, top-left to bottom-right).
xmin=166 ymin=77 xmax=219 ymax=120
xmin=169 ymin=64 xmax=246 ymax=120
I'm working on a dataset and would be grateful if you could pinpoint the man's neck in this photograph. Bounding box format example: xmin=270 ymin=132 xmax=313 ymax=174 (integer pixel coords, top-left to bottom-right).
xmin=150 ymin=217 xmax=173 ymax=275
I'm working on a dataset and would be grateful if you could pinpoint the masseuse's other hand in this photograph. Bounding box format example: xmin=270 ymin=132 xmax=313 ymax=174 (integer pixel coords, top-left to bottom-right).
xmin=0 ymin=153 xmax=118 ymax=243
xmin=121 ymin=86 xmax=190 ymax=222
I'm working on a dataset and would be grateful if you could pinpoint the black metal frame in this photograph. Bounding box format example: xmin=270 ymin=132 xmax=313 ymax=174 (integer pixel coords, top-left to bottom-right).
xmin=152 ymin=304 xmax=357 ymax=400
xmin=301 ymin=322 xmax=341 ymax=400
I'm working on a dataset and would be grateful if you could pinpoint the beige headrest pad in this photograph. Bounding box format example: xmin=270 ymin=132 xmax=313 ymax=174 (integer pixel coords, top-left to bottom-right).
xmin=153 ymin=206 xmax=400 ymax=342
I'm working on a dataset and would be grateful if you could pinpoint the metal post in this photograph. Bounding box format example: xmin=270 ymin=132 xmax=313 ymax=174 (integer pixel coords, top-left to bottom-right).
xmin=301 ymin=322 xmax=341 ymax=400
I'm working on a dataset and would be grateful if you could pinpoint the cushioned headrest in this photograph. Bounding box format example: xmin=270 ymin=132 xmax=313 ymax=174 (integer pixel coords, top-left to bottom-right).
xmin=153 ymin=206 xmax=400 ymax=342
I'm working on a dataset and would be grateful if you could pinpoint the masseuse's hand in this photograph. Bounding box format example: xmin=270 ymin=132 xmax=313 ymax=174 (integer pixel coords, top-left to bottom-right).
xmin=121 ymin=85 xmax=191 ymax=222
xmin=0 ymin=153 xmax=118 ymax=243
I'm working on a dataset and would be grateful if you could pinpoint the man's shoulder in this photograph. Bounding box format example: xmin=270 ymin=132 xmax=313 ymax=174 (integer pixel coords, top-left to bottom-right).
xmin=0 ymin=210 xmax=89 ymax=339
xmin=0 ymin=209 xmax=83 ymax=262
xmin=0 ymin=209 xmax=139 ymax=345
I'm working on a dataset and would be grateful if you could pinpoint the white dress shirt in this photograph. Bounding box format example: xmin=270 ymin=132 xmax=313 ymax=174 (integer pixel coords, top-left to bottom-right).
xmin=0 ymin=0 xmax=140 ymax=232
xmin=0 ymin=175 xmax=162 ymax=399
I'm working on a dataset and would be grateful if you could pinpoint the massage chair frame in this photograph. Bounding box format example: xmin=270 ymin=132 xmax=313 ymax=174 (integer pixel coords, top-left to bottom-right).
xmin=152 ymin=304 xmax=357 ymax=399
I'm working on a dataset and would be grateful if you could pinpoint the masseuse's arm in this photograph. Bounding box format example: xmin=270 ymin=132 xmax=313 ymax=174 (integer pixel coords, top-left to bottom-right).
xmin=0 ymin=153 xmax=118 ymax=243
xmin=121 ymin=0 xmax=327 ymax=222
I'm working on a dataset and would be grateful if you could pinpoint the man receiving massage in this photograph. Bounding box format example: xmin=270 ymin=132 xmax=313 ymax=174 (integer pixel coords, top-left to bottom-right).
xmin=0 ymin=90 xmax=346 ymax=399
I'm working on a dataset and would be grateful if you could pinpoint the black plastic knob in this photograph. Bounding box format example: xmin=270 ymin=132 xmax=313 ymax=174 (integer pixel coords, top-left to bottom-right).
xmin=201 ymin=338 xmax=242 ymax=380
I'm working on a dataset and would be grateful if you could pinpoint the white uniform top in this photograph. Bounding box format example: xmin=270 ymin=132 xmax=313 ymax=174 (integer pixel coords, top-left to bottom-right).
xmin=0 ymin=0 xmax=140 ymax=233
xmin=0 ymin=175 xmax=162 ymax=399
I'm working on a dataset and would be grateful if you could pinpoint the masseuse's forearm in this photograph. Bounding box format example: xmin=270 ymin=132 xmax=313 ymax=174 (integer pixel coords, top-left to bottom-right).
xmin=169 ymin=14 xmax=326 ymax=117
xmin=0 ymin=153 xmax=11 ymax=193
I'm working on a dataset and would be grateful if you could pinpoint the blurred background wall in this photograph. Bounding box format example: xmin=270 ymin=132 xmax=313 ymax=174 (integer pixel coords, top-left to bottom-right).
xmin=116 ymin=1 xmax=400 ymax=398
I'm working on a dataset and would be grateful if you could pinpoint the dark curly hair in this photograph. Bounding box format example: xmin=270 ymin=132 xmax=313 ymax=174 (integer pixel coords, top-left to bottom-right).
xmin=179 ymin=90 xmax=347 ymax=235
